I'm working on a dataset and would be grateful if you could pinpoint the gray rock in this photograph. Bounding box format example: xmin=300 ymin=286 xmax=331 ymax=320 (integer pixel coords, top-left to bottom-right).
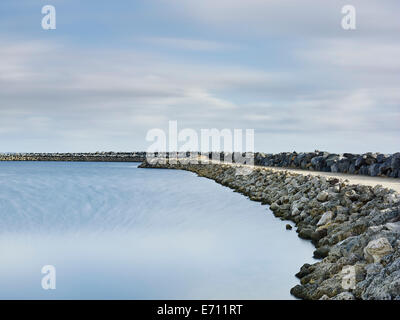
xmin=314 ymin=246 xmax=330 ymax=259
xmin=364 ymin=237 xmax=394 ymax=263
xmin=369 ymin=163 xmax=381 ymax=177
xmin=290 ymin=285 xmax=309 ymax=299
xmin=317 ymin=211 xmax=334 ymax=226
xmin=332 ymin=292 xmax=355 ymax=300
xmin=391 ymin=153 xmax=400 ymax=170
xmin=298 ymin=228 xmax=314 ymax=240
xmin=385 ymin=222 xmax=400 ymax=233
xmin=317 ymin=191 xmax=329 ymax=202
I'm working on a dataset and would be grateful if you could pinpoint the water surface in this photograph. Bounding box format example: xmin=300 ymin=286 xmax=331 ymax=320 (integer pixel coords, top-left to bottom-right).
xmin=0 ymin=162 xmax=315 ymax=299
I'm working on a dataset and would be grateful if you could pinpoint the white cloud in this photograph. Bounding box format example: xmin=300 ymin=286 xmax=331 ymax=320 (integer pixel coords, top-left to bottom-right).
xmin=0 ymin=0 xmax=399 ymax=153
xmin=0 ymin=36 xmax=398 ymax=153
xmin=140 ymin=37 xmax=236 ymax=51
xmin=160 ymin=0 xmax=400 ymax=37
xmin=300 ymin=38 xmax=400 ymax=73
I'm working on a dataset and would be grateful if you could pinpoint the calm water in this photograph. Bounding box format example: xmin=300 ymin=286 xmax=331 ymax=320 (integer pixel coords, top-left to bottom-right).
xmin=0 ymin=162 xmax=315 ymax=299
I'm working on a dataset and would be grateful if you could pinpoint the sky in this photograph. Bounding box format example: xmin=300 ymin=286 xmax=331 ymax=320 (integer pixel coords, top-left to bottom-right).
xmin=0 ymin=0 xmax=399 ymax=153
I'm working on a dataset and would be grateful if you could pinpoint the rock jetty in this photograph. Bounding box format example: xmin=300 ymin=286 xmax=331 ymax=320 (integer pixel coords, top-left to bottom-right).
xmin=0 ymin=152 xmax=146 ymax=162
xmin=253 ymin=151 xmax=400 ymax=178
xmin=139 ymin=158 xmax=400 ymax=300
xmin=1 ymin=151 xmax=400 ymax=178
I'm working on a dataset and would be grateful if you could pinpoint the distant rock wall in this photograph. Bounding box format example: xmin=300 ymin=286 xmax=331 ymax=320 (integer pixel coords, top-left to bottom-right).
xmin=0 ymin=152 xmax=146 ymax=162
xmin=254 ymin=152 xmax=400 ymax=178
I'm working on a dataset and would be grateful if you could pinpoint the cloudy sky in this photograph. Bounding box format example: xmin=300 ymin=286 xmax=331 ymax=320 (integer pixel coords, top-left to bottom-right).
xmin=0 ymin=0 xmax=399 ymax=153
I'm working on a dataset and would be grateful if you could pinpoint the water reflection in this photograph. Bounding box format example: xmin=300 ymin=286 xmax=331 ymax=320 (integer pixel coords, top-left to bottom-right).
xmin=0 ymin=162 xmax=315 ymax=299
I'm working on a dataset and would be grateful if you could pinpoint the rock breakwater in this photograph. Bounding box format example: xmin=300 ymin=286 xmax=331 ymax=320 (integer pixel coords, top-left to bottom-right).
xmin=0 ymin=152 xmax=146 ymax=162
xmin=254 ymin=151 xmax=400 ymax=178
xmin=2 ymin=151 xmax=400 ymax=179
xmin=139 ymin=159 xmax=400 ymax=300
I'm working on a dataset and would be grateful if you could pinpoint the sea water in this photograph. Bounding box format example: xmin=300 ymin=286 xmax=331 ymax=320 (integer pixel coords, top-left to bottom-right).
xmin=0 ymin=162 xmax=315 ymax=299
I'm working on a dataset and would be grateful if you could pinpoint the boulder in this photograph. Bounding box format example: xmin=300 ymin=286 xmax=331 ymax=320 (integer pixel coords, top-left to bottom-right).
xmin=325 ymin=154 xmax=339 ymax=167
xmin=355 ymin=156 xmax=365 ymax=168
xmin=298 ymin=228 xmax=314 ymax=240
xmin=335 ymin=213 xmax=347 ymax=223
xmin=391 ymin=153 xmax=400 ymax=170
xmin=311 ymin=156 xmax=325 ymax=171
xmin=364 ymin=237 xmax=393 ymax=263
xmin=368 ymin=163 xmax=381 ymax=177
xmin=376 ymin=154 xmax=387 ymax=163
xmin=379 ymin=159 xmax=392 ymax=175
xmin=291 ymin=206 xmax=301 ymax=216
xmin=344 ymin=189 xmax=359 ymax=201
xmin=338 ymin=158 xmax=350 ymax=173
xmin=290 ymin=285 xmax=308 ymax=299
xmin=311 ymin=228 xmax=328 ymax=242
xmin=295 ymin=263 xmax=314 ymax=279
xmin=348 ymin=163 xmax=356 ymax=174
xmin=270 ymin=202 xmax=279 ymax=211
xmin=317 ymin=191 xmax=329 ymax=202
xmin=313 ymin=246 xmax=330 ymax=259
xmin=332 ymin=292 xmax=355 ymax=300
xmin=364 ymin=153 xmax=377 ymax=165
xmin=331 ymin=163 xmax=339 ymax=173
xmin=385 ymin=222 xmax=400 ymax=233
xmin=317 ymin=211 xmax=334 ymax=226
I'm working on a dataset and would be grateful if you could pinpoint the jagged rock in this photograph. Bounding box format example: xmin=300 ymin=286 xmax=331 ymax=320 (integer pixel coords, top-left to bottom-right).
xmin=295 ymin=263 xmax=314 ymax=278
xmin=314 ymin=246 xmax=330 ymax=259
xmin=290 ymin=285 xmax=308 ymax=299
xmin=335 ymin=213 xmax=347 ymax=223
xmin=369 ymin=164 xmax=381 ymax=177
xmin=331 ymin=292 xmax=355 ymax=300
xmin=291 ymin=207 xmax=301 ymax=216
xmin=345 ymin=189 xmax=359 ymax=201
xmin=364 ymin=238 xmax=394 ymax=263
xmin=317 ymin=211 xmax=334 ymax=226
xmin=391 ymin=153 xmax=400 ymax=170
xmin=317 ymin=191 xmax=329 ymax=202
xmin=385 ymin=222 xmax=400 ymax=233
xmin=298 ymin=228 xmax=314 ymax=240
xmin=311 ymin=229 xmax=327 ymax=243
xmin=270 ymin=202 xmax=279 ymax=211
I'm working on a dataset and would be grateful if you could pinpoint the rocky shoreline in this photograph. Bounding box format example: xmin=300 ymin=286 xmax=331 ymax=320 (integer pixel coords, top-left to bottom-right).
xmin=139 ymin=158 xmax=400 ymax=300
xmin=1 ymin=150 xmax=399 ymax=178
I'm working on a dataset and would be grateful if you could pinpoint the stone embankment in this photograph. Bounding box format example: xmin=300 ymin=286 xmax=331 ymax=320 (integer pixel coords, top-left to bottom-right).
xmin=0 ymin=152 xmax=146 ymax=162
xmin=253 ymin=151 xmax=400 ymax=178
xmin=1 ymin=151 xmax=399 ymax=179
xmin=139 ymin=159 xmax=400 ymax=300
